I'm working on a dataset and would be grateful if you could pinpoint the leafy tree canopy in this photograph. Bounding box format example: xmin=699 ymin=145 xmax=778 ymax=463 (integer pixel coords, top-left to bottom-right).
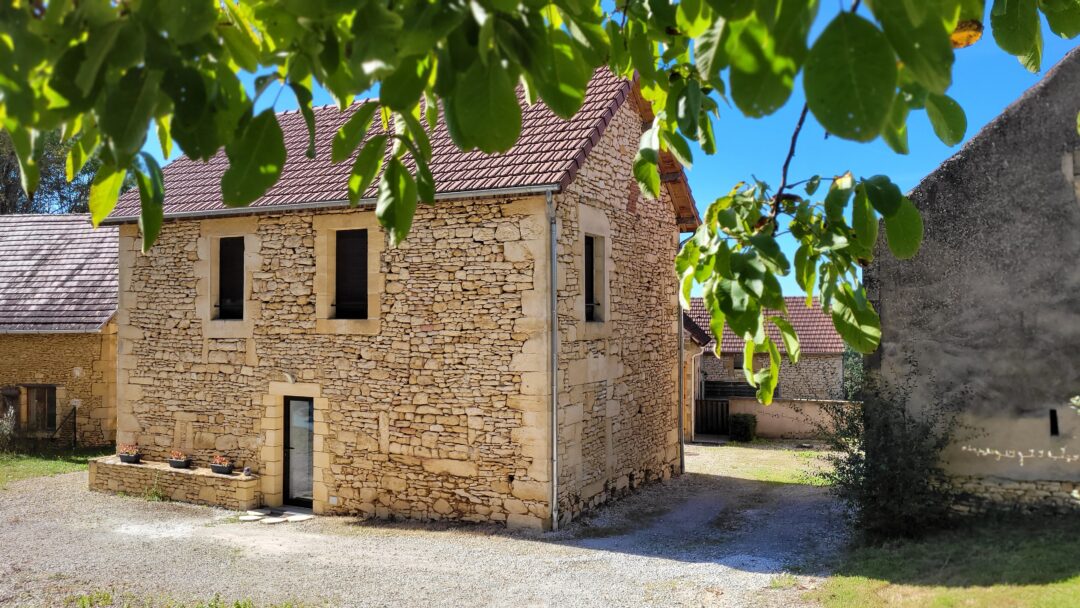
xmin=0 ymin=129 xmax=97 ymax=214
xmin=1 ymin=0 xmax=1076 ymax=402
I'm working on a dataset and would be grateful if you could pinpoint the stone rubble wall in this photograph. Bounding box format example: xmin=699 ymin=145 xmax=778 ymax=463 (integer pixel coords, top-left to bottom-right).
xmin=699 ymin=352 xmax=843 ymax=401
xmin=553 ymin=94 xmax=682 ymax=523
xmin=115 ymin=196 xmax=552 ymax=528
xmin=949 ymin=475 xmax=1080 ymax=515
xmin=89 ymin=456 xmax=260 ymax=510
xmin=0 ymin=322 xmax=117 ymax=446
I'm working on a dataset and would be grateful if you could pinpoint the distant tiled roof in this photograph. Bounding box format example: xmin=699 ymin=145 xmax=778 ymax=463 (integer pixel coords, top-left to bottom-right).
xmin=110 ymin=69 xmax=698 ymax=230
xmin=0 ymin=215 xmax=117 ymax=332
xmin=682 ymin=311 xmax=710 ymax=346
xmin=687 ymin=296 xmax=844 ymax=355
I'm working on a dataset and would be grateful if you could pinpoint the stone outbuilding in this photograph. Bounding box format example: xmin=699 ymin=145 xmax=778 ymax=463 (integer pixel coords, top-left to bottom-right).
xmin=92 ymin=69 xmax=700 ymax=529
xmin=685 ymin=296 xmax=845 ymax=439
xmin=0 ymin=214 xmax=118 ymax=447
xmin=867 ymin=48 xmax=1080 ymax=512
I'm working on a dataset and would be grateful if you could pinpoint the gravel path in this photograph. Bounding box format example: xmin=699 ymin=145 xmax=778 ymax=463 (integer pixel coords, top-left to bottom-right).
xmin=0 ymin=443 xmax=847 ymax=607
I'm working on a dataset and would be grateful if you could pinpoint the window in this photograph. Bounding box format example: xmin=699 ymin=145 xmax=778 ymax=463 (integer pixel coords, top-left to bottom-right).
xmin=26 ymin=386 xmax=56 ymax=431
xmin=217 ymin=236 xmax=245 ymax=320
xmin=335 ymin=229 xmax=368 ymax=319
xmin=584 ymin=234 xmax=605 ymax=322
xmin=733 ymin=354 xmax=744 ymax=370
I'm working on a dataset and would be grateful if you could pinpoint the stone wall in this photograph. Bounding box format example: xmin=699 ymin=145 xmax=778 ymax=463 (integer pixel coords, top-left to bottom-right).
xmin=0 ymin=322 xmax=116 ymax=446
xmin=949 ymin=475 xmax=1080 ymax=515
xmin=553 ymin=94 xmax=682 ymax=523
xmin=726 ymin=398 xmax=845 ymax=439
xmin=89 ymin=456 xmax=260 ymax=510
xmin=700 ymin=352 xmax=843 ymax=401
xmin=115 ymin=196 xmax=552 ymax=529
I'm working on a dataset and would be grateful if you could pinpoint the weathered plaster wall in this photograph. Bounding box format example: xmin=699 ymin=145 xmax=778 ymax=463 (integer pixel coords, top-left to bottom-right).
xmin=115 ymin=196 xmax=552 ymax=528
xmin=726 ymin=398 xmax=844 ymax=439
xmin=0 ymin=323 xmax=116 ymax=446
xmin=553 ymin=95 xmax=682 ymax=523
xmin=700 ymin=353 xmax=843 ymax=400
xmin=867 ymin=49 xmax=1080 ymax=491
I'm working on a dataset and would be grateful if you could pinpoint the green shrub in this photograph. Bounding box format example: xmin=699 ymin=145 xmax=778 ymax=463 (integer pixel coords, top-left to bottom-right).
xmin=729 ymin=414 xmax=757 ymax=442
xmin=817 ymin=374 xmax=965 ymax=541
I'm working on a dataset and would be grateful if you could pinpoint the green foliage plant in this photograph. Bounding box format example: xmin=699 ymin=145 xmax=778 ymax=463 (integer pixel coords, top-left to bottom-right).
xmin=2 ymin=0 xmax=1076 ymax=402
xmin=729 ymin=413 xmax=757 ymax=442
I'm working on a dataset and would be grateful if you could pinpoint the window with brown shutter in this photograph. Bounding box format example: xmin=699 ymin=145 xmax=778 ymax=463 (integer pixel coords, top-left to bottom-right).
xmin=335 ymin=229 xmax=368 ymax=319
xmin=218 ymin=236 xmax=244 ymax=320
xmin=26 ymin=386 xmax=56 ymax=431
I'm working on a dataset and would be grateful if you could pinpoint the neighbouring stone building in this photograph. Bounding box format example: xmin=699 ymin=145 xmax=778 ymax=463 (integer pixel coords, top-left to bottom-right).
xmin=91 ymin=69 xmax=700 ymax=529
xmin=867 ymin=48 xmax=1080 ymax=513
xmin=0 ymin=214 xmax=118 ymax=447
xmin=685 ymin=296 xmax=845 ymax=439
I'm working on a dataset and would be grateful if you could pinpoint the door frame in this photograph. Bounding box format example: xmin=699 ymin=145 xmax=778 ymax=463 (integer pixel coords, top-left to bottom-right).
xmin=282 ymin=395 xmax=314 ymax=508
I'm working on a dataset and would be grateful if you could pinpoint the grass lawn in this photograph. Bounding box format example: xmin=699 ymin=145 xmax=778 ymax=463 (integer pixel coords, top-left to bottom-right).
xmin=812 ymin=515 xmax=1080 ymax=608
xmin=0 ymin=447 xmax=111 ymax=489
xmin=689 ymin=439 xmax=832 ymax=486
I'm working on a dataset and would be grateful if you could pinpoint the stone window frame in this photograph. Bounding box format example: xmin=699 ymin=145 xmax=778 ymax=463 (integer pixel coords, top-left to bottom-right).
xmin=313 ymin=211 xmax=385 ymax=335
xmin=576 ymin=203 xmax=613 ymax=340
xmin=259 ymin=380 xmax=329 ymax=512
xmin=195 ymin=216 xmax=262 ymax=340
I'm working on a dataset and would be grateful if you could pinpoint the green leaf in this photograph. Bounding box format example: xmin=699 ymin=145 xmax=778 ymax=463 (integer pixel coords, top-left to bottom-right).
xmin=135 ymin=152 xmax=165 ymax=253
xmin=533 ymin=30 xmax=590 ymax=119
xmin=633 ymin=121 xmax=661 ymax=198
xmin=221 ymin=110 xmax=287 ymax=207
xmin=756 ymin=337 xmax=782 ymax=404
xmin=727 ymin=5 xmax=813 ymax=118
xmin=805 ymin=175 xmax=821 ymax=196
xmin=852 ymin=186 xmax=879 ymax=250
xmin=101 ymin=68 xmax=162 ymax=163
xmin=743 ymin=339 xmax=757 ymax=386
xmin=881 ymin=94 xmax=911 ymax=155
xmin=702 ymin=284 xmax=727 ymax=355
xmin=830 ymin=285 xmax=881 ymax=354
xmin=661 ymin=128 xmax=694 ymax=169
xmin=289 ymin=82 xmax=317 ymax=159
xmin=332 ymin=103 xmax=379 ymax=164
xmin=156 ymin=116 xmax=172 ymax=161
xmin=925 ymin=93 xmax=967 ymax=146
xmin=694 ymin=16 xmax=728 ymax=87
xmin=676 ymin=79 xmax=703 ymax=139
xmin=869 ymin=0 xmax=954 ymax=94
xmin=76 ymin=21 xmax=121 ymax=96
xmin=89 ymin=164 xmax=127 ymax=227
xmin=804 ymin=13 xmax=897 ymax=142
xmin=8 ymin=127 xmax=40 ymax=198
xmin=449 ymin=60 xmax=522 ymax=153
xmin=67 ymin=123 xmax=99 ymax=182
xmin=376 ymin=157 xmax=418 ymax=247
xmin=770 ymin=316 xmax=801 ymax=364
xmin=824 ymin=172 xmax=855 ymax=223
xmin=157 ymin=0 xmax=218 ymax=45
xmin=1041 ymin=0 xmax=1080 ymax=37
xmin=884 ymin=196 xmax=924 ymax=259
xmin=380 ymin=56 xmax=431 ymax=111
xmin=348 ymin=134 xmax=388 ymax=205
xmin=861 ymin=175 xmax=903 ymax=217
xmin=992 ymin=0 xmax=1042 ymax=71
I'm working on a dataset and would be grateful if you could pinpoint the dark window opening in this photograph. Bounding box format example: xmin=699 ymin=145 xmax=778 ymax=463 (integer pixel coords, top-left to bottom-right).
xmin=1050 ymin=409 xmax=1060 ymax=436
xmin=218 ymin=237 xmax=245 ymax=320
xmin=733 ymin=355 xmax=744 ymax=370
xmin=26 ymin=386 xmax=56 ymax=432
xmin=584 ymin=234 xmax=603 ymax=322
xmin=335 ymin=229 xmax=368 ymax=319
xmin=704 ymin=380 xmax=778 ymax=400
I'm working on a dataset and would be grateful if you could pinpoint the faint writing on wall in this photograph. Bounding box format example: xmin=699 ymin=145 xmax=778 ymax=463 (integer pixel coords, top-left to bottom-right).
xmin=960 ymin=445 xmax=1080 ymax=467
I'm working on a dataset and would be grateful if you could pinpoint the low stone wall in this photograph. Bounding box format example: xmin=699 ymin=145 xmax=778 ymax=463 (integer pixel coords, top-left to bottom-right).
xmin=726 ymin=398 xmax=849 ymax=439
xmin=89 ymin=456 xmax=261 ymax=511
xmin=950 ymin=475 xmax=1080 ymax=515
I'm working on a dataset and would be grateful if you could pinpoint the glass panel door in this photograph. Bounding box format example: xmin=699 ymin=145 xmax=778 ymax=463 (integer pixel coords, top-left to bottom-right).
xmin=285 ymin=397 xmax=314 ymax=507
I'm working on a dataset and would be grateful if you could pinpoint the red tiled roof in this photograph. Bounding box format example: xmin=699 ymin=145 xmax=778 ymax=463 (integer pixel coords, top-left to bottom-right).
xmin=683 ymin=311 xmax=710 ymax=346
xmin=0 ymin=215 xmax=117 ymax=333
xmin=687 ymin=296 xmax=844 ymax=355
xmin=111 ymin=69 xmax=646 ymax=219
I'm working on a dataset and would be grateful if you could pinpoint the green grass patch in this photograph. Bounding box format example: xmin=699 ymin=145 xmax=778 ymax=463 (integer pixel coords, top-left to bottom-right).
xmin=66 ymin=591 xmax=312 ymax=608
xmin=811 ymin=515 xmax=1080 ymax=608
xmin=0 ymin=447 xmax=111 ymax=489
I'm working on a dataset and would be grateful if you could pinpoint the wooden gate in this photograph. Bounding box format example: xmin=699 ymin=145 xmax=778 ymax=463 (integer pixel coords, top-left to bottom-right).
xmin=695 ymin=399 xmax=730 ymax=435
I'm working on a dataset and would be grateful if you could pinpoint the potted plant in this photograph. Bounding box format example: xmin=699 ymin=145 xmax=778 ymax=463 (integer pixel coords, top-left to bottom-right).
xmin=210 ymin=454 xmax=234 ymax=475
xmin=117 ymin=444 xmax=141 ymax=464
xmin=168 ymin=449 xmax=191 ymax=469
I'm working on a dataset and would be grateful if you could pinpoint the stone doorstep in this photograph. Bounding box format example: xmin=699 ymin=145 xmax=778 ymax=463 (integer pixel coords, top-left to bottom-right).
xmin=95 ymin=455 xmax=259 ymax=481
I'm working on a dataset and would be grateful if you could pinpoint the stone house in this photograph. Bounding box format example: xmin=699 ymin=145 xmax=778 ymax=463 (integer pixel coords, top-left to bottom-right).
xmin=0 ymin=214 xmax=118 ymax=447
xmin=91 ymin=69 xmax=700 ymax=528
xmin=685 ymin=296 xmax=845 ymax=439
xmin=867 ymin=48 xmax=1080 ymax=513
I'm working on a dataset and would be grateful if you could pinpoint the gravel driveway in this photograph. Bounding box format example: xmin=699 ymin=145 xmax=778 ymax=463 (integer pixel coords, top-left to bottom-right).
xmin=0 ymin=442 xmax=847 ymax=607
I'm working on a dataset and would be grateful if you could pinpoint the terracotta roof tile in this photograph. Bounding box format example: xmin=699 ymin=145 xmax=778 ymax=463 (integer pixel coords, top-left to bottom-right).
xmin=687 ymin=297 xmax=844 ymax=355
xmin=0 ymin=214 xmax=117 ymax=332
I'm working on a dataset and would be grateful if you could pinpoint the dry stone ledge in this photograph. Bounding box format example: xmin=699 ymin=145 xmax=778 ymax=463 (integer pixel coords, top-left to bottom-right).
xmin=89 ymin=456 xmax=261 ymax=511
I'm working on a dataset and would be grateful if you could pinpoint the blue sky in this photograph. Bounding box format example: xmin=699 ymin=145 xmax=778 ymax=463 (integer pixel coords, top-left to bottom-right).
xmin=142 ymin=10 xmax=1077 ymax=296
